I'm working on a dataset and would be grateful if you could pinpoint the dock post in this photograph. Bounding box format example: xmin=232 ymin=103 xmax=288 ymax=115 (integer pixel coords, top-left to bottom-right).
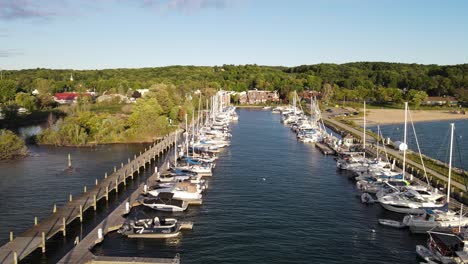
xmin=155 ymin=166 xmax=158 ymax=173
xmin=83 ymin=186 xmax=87 ymax=193
xmin=157 ymin=172 xmax=160 ymax=179
xmin=41 ymin=232 xmax=46 ymax=253
xmin=121 ymin=162 xmax=123 ymax=168
xmin=123 ymin=177 xmax=127 ymax=186
xmin=125 ymin=202 xmax=130 ymax=214
xmin=98 ymin=228 xmax=103 ymax=242
xmin=128 ymin=158 xmax=130 ymax=164
xmin=95 ymin=179 xmax=98 ymax=186
xmin=105 ymin=186 xmax=109 ymax=201
xmin=114 ymin=166 xmax=116 ymax=173
xmin=9 ymin=231 xmax=13 ymax=242
xmin=34 ymin=216 xmax=38 ymax=226
xmin=134 ymin=154 xmax=136 ymax=159
xmin=13 ymin=251 xmax=17 ymax=264
xmin=79 ymin=205 xmax=83 ymax=222
xmin=53 ymin=203 xmax=57 ymax=213
xmin=115 ymin=178 xmax=119 ymax=193
xmin=144 ymin=184 xmax=148 ymax=194
xmin=93 ymin=194 xmax=97 ymax=211
xmin=69 ymin=194 xmax=73 ymax=202
xmin=105 ymin=172 xmax=108 ymax=179
xmin=62 ymin=217 xmax=66 ymax=237
xmin=68 ymin=153 xmax=71 ymax=168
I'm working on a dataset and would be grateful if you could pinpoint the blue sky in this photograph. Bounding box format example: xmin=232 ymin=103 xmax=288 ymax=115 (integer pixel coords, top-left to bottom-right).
xmin=0 ymin=0 xmax=467 ymax=69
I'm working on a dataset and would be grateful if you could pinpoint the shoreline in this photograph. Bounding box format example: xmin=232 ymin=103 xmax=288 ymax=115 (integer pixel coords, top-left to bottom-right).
xmin=350 ymin=109 xmax=468 ymax=126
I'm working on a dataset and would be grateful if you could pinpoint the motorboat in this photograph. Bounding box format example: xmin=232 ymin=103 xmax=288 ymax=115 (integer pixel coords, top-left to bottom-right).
xmin=378 ymin=189 xmax=446 ymax=214
xmin=148 ymin=182 xmax=203 ymax=201
xmin=139 ymin=192 xmax=189 ymax=212
xmin=403 ymin=208 xmax=468 ymax=234
xmin=118 ymin=216 xmax=184 ymax=238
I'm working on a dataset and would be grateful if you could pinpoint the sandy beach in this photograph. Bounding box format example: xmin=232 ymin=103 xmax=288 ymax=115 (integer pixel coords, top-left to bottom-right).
xmin=351 ymin=109 xmax=468 ymax=125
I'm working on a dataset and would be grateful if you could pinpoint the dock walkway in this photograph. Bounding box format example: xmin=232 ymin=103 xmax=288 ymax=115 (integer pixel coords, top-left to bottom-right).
xmin=0 ymin=132 xmax=178 ymax=264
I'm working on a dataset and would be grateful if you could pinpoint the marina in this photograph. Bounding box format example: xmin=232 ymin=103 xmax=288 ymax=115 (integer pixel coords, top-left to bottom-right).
xmin=0 ymin=98 xmax=466 ymax=263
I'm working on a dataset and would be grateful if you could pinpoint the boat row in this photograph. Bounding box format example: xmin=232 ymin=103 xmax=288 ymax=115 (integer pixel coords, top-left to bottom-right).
xmin=118 ymin=92 xmax=236 ymax=239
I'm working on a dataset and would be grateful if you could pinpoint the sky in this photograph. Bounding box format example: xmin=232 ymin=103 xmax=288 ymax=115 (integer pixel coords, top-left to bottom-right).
xmin=0 ymin=0 xmax=467 ymax=70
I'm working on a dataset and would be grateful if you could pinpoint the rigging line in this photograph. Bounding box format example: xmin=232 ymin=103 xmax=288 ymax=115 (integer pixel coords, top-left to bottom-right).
xmin=407 ymin=108 xmax=430 ymax=187
xmin=454 ymin=130 xmax=468 ymax=192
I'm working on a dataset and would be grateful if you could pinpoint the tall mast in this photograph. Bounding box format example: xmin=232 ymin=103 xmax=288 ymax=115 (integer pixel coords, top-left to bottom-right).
xmin=174 ymin=130 xmax=178 ymax=167
xmin=376 ymin=125 xmax=380 ymax=160
xmin=363 ymin=100 xmax=366 ymax=150
xmin=402 ymin=102 xmax=408 ymax=180
xmin=447 ymin=123 xmax=455 ymax=203
xmin=185 ymin=113 xmax=188 ymax=157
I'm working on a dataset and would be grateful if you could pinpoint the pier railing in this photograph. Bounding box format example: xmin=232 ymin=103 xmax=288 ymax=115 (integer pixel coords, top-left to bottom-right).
xmin=0 ymin=131 xmax=179 ymax=264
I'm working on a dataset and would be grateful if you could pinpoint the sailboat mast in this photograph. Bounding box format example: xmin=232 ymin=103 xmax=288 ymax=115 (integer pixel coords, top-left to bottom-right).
xmin=174 ymin=131 xmax=178 ymax=167
xmin=447 ymin=123 xmax=454 ymax=203
xmin=185 ymin=113 xmax=188 ymax=157
xmin=402 ymin=102 xmax=408 ymax=180
xmin=376 ymin=125 xmax=380 ymax=160
xmin=363 ymin=101 xmax=366 ymax=150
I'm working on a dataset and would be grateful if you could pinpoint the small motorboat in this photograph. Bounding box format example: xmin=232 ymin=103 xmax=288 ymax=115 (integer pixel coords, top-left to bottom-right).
xmin=378 ymin=219 xmax=406 ymax=228
xmin=139 ymin=193 xmax=189 ymax=212
xmin=118 ymin=216 xmax=183 ymax=238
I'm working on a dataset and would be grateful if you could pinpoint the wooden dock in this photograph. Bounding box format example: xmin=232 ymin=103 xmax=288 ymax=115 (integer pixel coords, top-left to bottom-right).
xmin=315 ymin=142 xmax=336 ymax=155
xmin=0 ymin=131 xmax=179 ymax=264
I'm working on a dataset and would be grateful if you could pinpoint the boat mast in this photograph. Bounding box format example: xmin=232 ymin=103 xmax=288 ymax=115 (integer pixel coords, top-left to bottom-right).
xmin=174 ymin=130 xmax=177 ymax=167
xmin=185 ymin=113 xmax=188 ymax=158
xmin=376 ymin=125 xmax=380 ymax=160
xmin=363 ymin=100 xmax=366 ymax=150
xmin=447 ymin=123 xmax=454 ymax=203
xmin=402 ymin=102 xmax=408 ymax=180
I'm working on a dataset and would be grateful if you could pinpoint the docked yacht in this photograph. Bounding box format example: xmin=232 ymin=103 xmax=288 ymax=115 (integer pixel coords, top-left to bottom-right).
xmin=378 ymin=188 xmax=446 ymax=214
xmin=139 ymin=192 xmax=189 ymax=212
xmin=148 ymin=182 xmax=203 ymax=201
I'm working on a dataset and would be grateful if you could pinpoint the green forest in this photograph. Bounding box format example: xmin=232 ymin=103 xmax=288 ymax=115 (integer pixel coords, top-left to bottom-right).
xmin=0 ymin=62 xmax=467 ymax=149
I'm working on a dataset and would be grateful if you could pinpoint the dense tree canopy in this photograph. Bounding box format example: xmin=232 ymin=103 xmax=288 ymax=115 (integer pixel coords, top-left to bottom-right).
xmin=0 ymin=63 xmax=466 ymax=104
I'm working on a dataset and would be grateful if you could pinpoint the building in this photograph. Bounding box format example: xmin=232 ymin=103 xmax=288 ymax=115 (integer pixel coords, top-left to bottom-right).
xmin=300 ymin=90 xmax=321 ymax=102
xmin=236 ymin=90 xmax=279 ymax=104
xmin=423 ymin=96 xmax=458 ymax=106
xmin=54 ymin=92 xmax=92 ymax=104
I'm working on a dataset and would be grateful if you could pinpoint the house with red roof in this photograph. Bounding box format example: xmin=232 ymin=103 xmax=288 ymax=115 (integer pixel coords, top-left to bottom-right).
xmin=54 ymin=92 xmax=92 ymax=104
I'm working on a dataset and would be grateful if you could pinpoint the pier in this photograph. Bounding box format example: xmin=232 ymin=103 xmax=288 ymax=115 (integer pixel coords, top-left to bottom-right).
xmin=0 ymin=131 xmax=179 ymax=264
xmin=322 ymin=115 xmax=468 ymax=207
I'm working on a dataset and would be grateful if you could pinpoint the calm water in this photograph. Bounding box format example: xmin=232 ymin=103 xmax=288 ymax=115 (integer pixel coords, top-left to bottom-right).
xmin=0 ymin=142 xmax=159 ymax=262
xmin=90 ymin=109 xmax=425 ymax=263
xmin=370 ymin=120 xmax=468 ymax=169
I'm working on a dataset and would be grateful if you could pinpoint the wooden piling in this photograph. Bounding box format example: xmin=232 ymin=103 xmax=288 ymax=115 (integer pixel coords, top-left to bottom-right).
xmin=105 ymin=172 xmax=108 ymax=179
xmin=9 ymin=231 xmax=13 ymax=242
xmin=93 ymin=194 xmax=97 ymax=211
xmin=69 ymin=194 xmax=73 ymax=202
xmin=95 ymin=179 xmax=98 ymax=186
xmin=114 ymin=166 xmax=116 ymax=173
xmin=83 ymin=186 xmax=87 ymax=193
xmin=115 ymin=178 xmax=119 ymax=193
xmin=41 ymin=232 xmax=46 ymax=253
xmin=79 ymin=205 xmax=83 ymax=222
xmin=13 ymin=251 xmax=17 ymax=264
xmin=53 ymin=203 xmax=57 ymax=213
xmin=105 ymin=186 xmax=109 ymax=201
xmin=62 ymin=217 xmax=66 ymax=237
xmin=34 ymin=216 xmax=38 ymax=226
